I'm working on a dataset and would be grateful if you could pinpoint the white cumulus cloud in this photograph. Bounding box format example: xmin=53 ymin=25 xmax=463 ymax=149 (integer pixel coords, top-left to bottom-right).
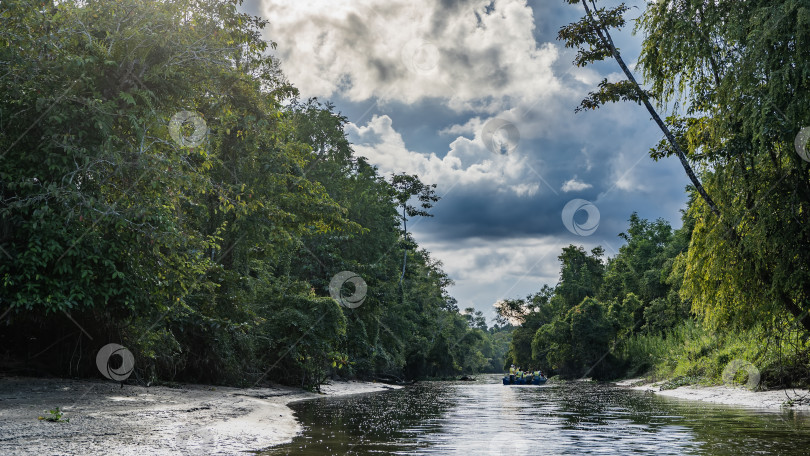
xmin=561 ymin=176 xmax=593 ymax=192
xmin=258 ymin=0 xmax=565 ymax=112
xmin=346 ymin=114 xmax=544 ymax=197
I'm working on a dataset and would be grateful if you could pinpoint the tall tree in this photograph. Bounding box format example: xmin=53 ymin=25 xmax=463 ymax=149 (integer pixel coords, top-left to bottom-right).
xmin=558 ymin=0 xmax=721 ymax=217
xmin=635 ymin=0 xmax=810 ymax=331
xmin=390 ymin=173 xmax=439 ymax=285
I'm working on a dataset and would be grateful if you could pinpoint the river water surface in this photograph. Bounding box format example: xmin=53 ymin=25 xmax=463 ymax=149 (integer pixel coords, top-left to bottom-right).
xmin=262 ymin=375 xmax=810 ymax=455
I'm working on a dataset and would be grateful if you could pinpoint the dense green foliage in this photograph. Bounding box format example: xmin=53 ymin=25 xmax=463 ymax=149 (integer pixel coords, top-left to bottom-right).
xmin=562 ymin=0 xmax=810 ymax=332
xmin=0 ymin=0 xmax=508 ymax=387
xmin=502 ymin=0 xmax=810 ymax=386
xmin=636 ymin=0 xmax=810 ymax=334
xmin=505 ymin=208 xmax=810 ymax=386
xmin=502 ymin=213 xmax=692 ymax=379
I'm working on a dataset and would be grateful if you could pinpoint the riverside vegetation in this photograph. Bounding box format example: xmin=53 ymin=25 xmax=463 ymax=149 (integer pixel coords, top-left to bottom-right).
xmin=2 ymin=0 xmax=809 ymax=393
xmin=0 ymin=0 xmax=511 ymax=388
xmin=503 ymin=0 xmax=810 ymax=388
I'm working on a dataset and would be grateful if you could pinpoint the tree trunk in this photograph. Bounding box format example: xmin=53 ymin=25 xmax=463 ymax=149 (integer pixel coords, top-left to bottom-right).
xmin=582 ymin=0 xmax=810 ymax=332
xmin=400 ymin=205 xmax=407 ymax=285
xmin=580 ymin=0 xmax=721 ymax=218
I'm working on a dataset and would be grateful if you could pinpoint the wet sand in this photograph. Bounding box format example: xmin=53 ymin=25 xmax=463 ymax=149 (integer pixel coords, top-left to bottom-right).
xmin=616 ymin=378 xmax=810 ymax=410
xmin=0 ymin=377 xmax=400 ymax=455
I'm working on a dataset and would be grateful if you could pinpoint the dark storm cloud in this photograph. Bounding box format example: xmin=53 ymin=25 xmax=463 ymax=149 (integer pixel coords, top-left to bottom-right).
xmin=401 ymin=97 xmax=690 ymax=245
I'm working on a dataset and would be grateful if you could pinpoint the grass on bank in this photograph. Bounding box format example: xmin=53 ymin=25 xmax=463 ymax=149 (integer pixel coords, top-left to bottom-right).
xmin=617 ymin=320 xmax=810 ymax=390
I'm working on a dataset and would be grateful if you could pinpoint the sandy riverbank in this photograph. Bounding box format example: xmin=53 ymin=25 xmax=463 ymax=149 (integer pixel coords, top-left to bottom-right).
xmin=616 ymin=378 xmax=810 ymax=410
xmin=0 ymin=376 xmax=400 ymax=455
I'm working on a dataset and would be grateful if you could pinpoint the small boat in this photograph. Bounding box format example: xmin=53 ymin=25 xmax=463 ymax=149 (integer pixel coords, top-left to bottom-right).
xmin=502 ymin=376 xmax=547 ymax=385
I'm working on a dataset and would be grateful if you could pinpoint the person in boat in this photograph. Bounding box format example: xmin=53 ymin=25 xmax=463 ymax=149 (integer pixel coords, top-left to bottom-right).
xmin=509 ymin=364 xmax=516 ymax=383
xmin=533 ymin=369 xmax=541 ymax=379
xmin=525 ymin=369 xmax=533 ymax=383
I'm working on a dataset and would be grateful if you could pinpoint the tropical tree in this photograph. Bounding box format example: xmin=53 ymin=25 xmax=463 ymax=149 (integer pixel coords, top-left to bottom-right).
xmin=559 ymin=0 xmax=810 ymax=333
xmin=0 ymin=0 xmax=493 ymax=387
xmin=635 ymin=0 xmax=810 ymax=331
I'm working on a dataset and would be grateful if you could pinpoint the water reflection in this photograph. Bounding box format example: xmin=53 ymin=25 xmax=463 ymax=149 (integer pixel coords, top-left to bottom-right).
xmin=262 ymin=375 xmax=810 ymax=455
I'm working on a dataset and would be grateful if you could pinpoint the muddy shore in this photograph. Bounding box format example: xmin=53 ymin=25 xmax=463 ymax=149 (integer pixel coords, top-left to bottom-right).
xmin=615 ymin=378 xmax=810 ymax=410
xmin=0 ymin=377 xmax=400 ymax=455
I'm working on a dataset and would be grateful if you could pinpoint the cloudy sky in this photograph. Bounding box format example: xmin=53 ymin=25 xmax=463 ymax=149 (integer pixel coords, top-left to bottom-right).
xmin=241 ymin=0 xmax=690 ymax=321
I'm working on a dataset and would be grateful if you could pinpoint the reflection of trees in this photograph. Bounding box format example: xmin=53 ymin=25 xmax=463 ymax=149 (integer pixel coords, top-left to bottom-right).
xmin=264 ymin=385 xmax=455 ymax=455
xmin=265 ymin=383 xmax=810 ymax=455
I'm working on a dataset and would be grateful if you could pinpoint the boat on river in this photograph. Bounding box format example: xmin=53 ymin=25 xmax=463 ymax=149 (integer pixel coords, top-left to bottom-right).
xmin=503 ymin=376 xmax=547 ymax=385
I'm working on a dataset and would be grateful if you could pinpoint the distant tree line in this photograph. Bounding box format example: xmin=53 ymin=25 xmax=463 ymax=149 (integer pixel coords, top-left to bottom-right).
xmin=501 ymin=210 xmax=694 ymax=379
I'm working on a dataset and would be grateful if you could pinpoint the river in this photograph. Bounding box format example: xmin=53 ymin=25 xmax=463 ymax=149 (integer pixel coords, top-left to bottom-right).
xmin=262 ymin=374 xmax=810 ymax=455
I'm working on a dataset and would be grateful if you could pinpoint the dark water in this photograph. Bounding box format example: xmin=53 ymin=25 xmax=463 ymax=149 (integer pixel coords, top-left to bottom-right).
xmin=262 ymin=375 xmax=810 ymax=455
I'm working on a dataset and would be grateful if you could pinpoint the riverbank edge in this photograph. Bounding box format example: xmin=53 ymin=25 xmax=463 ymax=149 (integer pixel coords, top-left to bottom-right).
xmin=0 ymin=376 xmax=401 ymax=455
xmin=614 ymin=377 xmax=810 ymax=410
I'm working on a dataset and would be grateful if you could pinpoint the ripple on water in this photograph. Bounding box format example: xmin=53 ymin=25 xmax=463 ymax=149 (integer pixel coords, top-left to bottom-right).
xmin=261 ymin=375 xmax=810 ymax=455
